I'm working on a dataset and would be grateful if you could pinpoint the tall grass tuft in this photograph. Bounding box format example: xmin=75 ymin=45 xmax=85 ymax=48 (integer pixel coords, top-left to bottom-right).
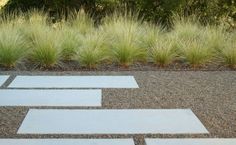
xmin=75 ymin=32 xmax=107 ymax=69
xmin=59 ymin=28 xmax=82 ymax=61
xmin=172 ymin=15 xmax=214 ymax=68
xmin=172 ymin=16 xmax=203 ymax=42
xmin=29 ymin=28 xmax=62 ymax=68
xmin=180 ymin=38 xmax=214 ymax=68
xmin=204 ymin=25 xmax=227 ymax=51
xmin=20 ymin=10 xmax=49 ymax=41
xmin=27 ymin=10 xmax=48 ymax=26
xmin=102 ymin=13 xmax=146 ymax=67
xmin=220 ymin=45 xmax=236 ymax=68
xmin=0 ymin=10 xmax=235 ymax=70
xmin=0 ymin=26 xmax=28 ymax=68
xmin=216 ymin=33 xmax=236 ymax=68
xmin=68 ymin=9 xmax=94 ymax=35
xmin=140 ymin=23 xmax=163 ymax=49
xmin=149 ymin=36 xmax=177 ymax=67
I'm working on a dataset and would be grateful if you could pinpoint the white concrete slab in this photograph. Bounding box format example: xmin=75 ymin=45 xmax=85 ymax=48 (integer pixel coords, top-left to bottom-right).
xmin=0 ymin=139 xmax=134 ymax=145
xmin=18 ymin=109 xmax=208 ymax=134
xmin=0 ymin=75 xmax=9 ymax=86
xmin=0 ymin=89 xmax=101 ymax=106
xmin=145 ymin=139 xmax=236 ymax=145
xmin=8 ymin=76 xmax=139 ymax=88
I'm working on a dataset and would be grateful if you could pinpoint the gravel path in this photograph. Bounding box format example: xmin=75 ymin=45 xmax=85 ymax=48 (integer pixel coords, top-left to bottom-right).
xmin=0 ymin=71 xmax=236 ymax=145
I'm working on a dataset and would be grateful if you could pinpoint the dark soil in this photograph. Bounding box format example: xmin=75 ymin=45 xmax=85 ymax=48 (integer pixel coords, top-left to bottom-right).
xmin=0 ymin=61 xmax=235 ymax=72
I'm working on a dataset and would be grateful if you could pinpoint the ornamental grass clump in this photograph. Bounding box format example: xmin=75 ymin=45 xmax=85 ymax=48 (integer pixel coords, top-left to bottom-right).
xmin=0 ymin=26 xmax=28 ymax=68
xmin=149 ymin=36 xmax=177 ymax=67
xmin=216 ymin=34 xmax=236 ymax=68
xmin=20 ymin=11 xmax=62 ymax=68
xmin=27 ymin=10 xmax=48 ymax=26
xmin=0 ymin=11 xmax=26 ymax=27
xmin=220 ymin=44 xmax=236 ymax=68
xmin=102 ymin=13 xmax=146 ymax=67
xmin=172 ymin=16 xmax=215 ymax=68
xmin=59 ymin=28 xmax=82 ymax=61
xmin=171 ymin=16 xmax=204 ymax=52
xmin=19 ymin=11 xmax=49 ymax=47
xmin=68 ymin=9 xmax=94 ymax=35
xmin=75 ymin=32 xmax=108 ymax=69
xmin=29 ymin=27 xmax=62 ymax=68
xmin=204 ymin=25 xmax=228 ymax=51
xmin=180 ymin=38 xmax=214 ymax=68
xmin=140 ymin=23 xmax=163 ymax=49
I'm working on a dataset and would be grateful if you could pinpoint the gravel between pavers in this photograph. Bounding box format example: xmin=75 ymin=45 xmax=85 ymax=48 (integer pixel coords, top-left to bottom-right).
xmin=0 ymin=71 xmax=236 ymax=145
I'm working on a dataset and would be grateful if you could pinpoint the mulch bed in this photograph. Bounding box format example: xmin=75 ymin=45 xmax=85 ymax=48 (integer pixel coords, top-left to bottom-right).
xmin=0 ymin=61 xmax=236 ymax=72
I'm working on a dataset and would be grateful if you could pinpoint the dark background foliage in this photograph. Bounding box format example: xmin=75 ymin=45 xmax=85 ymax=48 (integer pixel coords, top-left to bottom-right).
xmin=2 ymin=0 xmax=236 ymax=27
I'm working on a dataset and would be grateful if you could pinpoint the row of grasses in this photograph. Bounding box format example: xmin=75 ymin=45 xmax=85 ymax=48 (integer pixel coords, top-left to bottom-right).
xmin=0 ymin=10 xmax=236 ymax=69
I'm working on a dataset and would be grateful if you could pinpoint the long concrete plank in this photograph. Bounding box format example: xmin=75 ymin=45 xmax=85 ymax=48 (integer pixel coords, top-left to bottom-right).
xmin=18 ymin=109 xmax=208 ymax=134
xmin=8 ymin=76 xmax=139 ymax=88
xmin=0 ymin=75 xmax=9 ymax=86
xmin=0 ymin=139 xmax=134 ymax=145
xmin=0 ymin=89 xmax=101 ymax=106
xmin=145 ymin=139 xmax=236 ymax=145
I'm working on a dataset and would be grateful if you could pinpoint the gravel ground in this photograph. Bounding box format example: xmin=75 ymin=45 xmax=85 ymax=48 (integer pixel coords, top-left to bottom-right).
xmin=0 ymin=71 xmax=236 ymax=145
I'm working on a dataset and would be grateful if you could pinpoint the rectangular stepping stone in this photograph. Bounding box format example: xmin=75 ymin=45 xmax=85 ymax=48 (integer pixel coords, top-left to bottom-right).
xmin=145 ymin=139 xmax=236 ymax=145
xmin=0 ymin=139 xmax=134 ymax=145
xmin=0 ymin=75 xmax=9 ymax=86
xmin=9 ymin=76 xmax=139 ymax=88
xmin=0 ymin=89 xmax=101 ymax=106
xmin=18 ymin=109 xmax=208 ymax=134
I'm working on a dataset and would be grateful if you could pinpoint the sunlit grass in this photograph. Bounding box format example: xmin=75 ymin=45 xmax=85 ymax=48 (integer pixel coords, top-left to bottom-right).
xmin=173 ymin=17 xmax=202 ymax=40
xmin=216 ymin=33 xmax=236 ymax=68
xmin=0 ymin=25 xmax=28 ymax=68
xmin=74 ymin=32 xmax=108 ymax=69
xmin=149 ymin=36 xmax=177 ymax=66
xmin=29 ymin=27 xmax=61 ymax=68
xmin=27 ymin=10 xmax=48 ymax=26
xmin=140 ymin=23 xmax=163 ymax=49
xmin=101 ymin=13 xmax=146 ymax=67
xmin=68 ymin=9 xmax=94 ymax=35
xmin=179 ymin=38 xmax=214 ymax=68
xmin=59 ymin=28 xmax=82 ymax=61
xmin=220 ymin=45 xmax=236 ymax=68
xmin=204 ymin=25 xmax=228 ymax=51
xmin=0 ymin=10 xmax=235 ymax=69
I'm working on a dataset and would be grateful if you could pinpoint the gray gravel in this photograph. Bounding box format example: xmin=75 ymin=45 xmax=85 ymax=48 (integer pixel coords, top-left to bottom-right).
xmin=0 ymin=71 xmax=236 ymax=145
